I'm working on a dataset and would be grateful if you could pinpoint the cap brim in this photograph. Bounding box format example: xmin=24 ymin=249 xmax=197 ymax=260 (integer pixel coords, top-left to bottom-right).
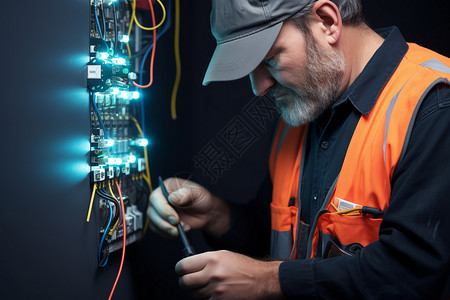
xmin=202 ymin=22 xmax=283 ymax=86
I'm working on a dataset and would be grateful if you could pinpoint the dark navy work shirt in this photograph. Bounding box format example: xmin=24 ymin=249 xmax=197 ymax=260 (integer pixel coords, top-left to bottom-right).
xmin=209 ymin=27 xmax=450 ymax=299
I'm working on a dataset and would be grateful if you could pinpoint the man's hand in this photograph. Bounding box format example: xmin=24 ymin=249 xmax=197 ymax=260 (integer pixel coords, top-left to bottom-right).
xmin=148 ymin=177 xmax=230 ymax=238
xmin=175 ymin=250 xmax=283 ymax=300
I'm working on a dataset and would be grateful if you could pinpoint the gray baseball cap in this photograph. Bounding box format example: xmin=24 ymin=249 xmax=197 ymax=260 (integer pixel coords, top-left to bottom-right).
xmin=203 ymin=0 xmax=315 ymax=86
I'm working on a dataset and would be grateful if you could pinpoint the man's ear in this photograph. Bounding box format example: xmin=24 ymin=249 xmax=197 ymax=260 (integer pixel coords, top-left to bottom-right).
xmin=311 ymin=0 xmax=342 ymax=45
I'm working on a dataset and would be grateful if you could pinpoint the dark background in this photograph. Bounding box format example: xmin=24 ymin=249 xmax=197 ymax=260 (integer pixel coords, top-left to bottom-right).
xmin=0 ymin=0 xmax=448 ymax=299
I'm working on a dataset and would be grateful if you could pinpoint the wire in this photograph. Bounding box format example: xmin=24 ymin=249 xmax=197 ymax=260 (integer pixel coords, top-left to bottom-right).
xmin=86 ymin=183 xmax=98 ymax=222
xmin=99 ymin=200 xmax=114 ymax=267
xmin=137 ymin=0 xmax=172 ymax=130
xmin=108 ymin=181 xmax=121 ymax=235
xmin=91 ymin=93 xmax=109 ymax=139
xmin=113 ymin=1 xmax=118 ymax=56
xmin=133 ymin=0 xmax=166 ymax=31
xmin=129 ymin=2 xmax=171 ymax=60
xmin=94 ymin=0 xmax=104 ymax=40
xmin=101 ymin=1 xmax=108 ymax=43
xmin=171 ymin=0 xmax=181 ymax=120
xmin=133 ymin=0 xmax=157 ymax=89
xmin=108 ymin=182 xmax=127 ymax=300
xmin=131 ymin=117 xmax=153 ymax=192
xmin=94 ymin=0 xmax=110 ymax=51
xmin=126 ymin=0 xmax=136 ymax=58
xmin=332 ymin=207 xmax=362 ymax=215
xmin=96 ymin=188 xmax=121 ymax=232
xmin=141 ymin=217 xmax=150 ymax=238
xmin=97 ymin=188 xmax=120 ymax=211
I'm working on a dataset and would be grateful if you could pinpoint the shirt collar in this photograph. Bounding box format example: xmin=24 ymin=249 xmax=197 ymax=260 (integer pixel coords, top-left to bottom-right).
xmin=334 ymin=26 xmax=409 ymax=115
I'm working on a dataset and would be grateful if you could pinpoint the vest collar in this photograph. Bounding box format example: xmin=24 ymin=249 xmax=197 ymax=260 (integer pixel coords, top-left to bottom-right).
xmin=333 ymin=27 xmax=409 ymax=116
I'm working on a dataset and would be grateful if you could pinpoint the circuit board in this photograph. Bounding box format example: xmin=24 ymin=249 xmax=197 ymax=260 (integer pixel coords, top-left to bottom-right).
xmin=87 ymin=0 xmax=150 ymax=265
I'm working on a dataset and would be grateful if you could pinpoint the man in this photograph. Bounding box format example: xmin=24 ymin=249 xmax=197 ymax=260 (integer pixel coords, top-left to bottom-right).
xmin=148 ymin=0 xmax=450 ymax=298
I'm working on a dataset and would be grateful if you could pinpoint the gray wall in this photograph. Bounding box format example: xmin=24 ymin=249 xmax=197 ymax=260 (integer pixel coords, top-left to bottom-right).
xmin=0 ymin=1 xmax=137 ymax=299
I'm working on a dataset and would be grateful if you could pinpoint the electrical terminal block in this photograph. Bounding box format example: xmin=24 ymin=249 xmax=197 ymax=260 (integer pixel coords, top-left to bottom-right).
xmin=137 ymin=158 xmax=146 ymax=172
xmin=93 ymin=149 xmax=107 ymax=156
xmin=107 ymin=166 xmax=114 ymax=179
xmin=92 ymin=166 xmax=106 ymax=182
xmin=122 ymin=163 xmax=130 ymax=176
xmin=130 ymin=205 xmax=143 ymax=230
xmin=91 ymin=156 xmax=108 ymax=166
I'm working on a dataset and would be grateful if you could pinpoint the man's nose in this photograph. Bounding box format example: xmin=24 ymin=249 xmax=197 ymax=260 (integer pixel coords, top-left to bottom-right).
xmin=249 ymin=64 xmax=276 ymax=96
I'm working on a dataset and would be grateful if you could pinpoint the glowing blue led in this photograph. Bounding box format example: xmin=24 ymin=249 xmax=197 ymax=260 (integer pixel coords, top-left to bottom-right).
xmin=118 ymin=91 xmax=128 ymax=98
xmin=107 ymin=157 xmax=123 ymax=165
xmin=104 ymin=139 xmax=115 ymax=147
xmin=128 ymin=154 xmax=137 ymax=164
xmin=120 ymin=35 xmax=130 ymax=43
xmin=111 ymin=87 xmax=120 ymax=95
xmin=111 ymin=57 xmax=127 ymax=65
xmin=136 ymin=138 xmax=149 ymax=147
xmin=129 ymin=91 xmax=140 ymax=99
xmin=96 ymin=52 xmax=109 ymax=60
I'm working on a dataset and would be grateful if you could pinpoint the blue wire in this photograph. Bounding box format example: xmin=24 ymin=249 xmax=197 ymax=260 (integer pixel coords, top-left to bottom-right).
xmin=139 ymin=0 xmax=172 ymax=135
xmin=99 ymin=200 xmax=114 ymax=267
xmin=92 ymin=93 xmax=109 ymax=139
xmin=94 ymin=5 xmax=104 ymax=40
xmin=94 ymin=0 xmax=109 ymax=50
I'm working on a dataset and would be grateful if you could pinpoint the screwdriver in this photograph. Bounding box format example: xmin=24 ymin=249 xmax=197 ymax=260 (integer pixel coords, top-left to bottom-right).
xmin=158 ymin=176 xmax=196 ymax=257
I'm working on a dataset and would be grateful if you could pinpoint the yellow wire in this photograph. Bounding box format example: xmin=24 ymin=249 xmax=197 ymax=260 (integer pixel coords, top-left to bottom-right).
xmin=86 ymin=183 xmax=98 ymax=222
xmin=131 ymin=117 xmax=153 ymax=192
xmin=170 ymin=0 xmax=181 ymax=120
xmin=141 ymin=217 xmax=150 ymax=239
xmin=331 ymin=202 xmax=338 ymax=211
xmin=126 ymin=0 xmax=136 ymax=58
xmin=332 ymin=207 xmax=362 ymax=215
xmin=133 ymin=0 xmax=166 ymax=31
xmin=108 ymin=181 xmax=121 ymax=235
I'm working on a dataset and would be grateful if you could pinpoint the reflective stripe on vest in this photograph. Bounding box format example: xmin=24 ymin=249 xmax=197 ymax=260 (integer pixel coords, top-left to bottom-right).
xmin=269 ymin=43 xmax=450 ymax=260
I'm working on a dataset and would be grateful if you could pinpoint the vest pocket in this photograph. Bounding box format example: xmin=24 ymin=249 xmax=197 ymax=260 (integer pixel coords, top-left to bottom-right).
xmin=316 ymin=213 xmax=383 ymax=258
xmin=270 ymin=202 xmax=297 ymax=259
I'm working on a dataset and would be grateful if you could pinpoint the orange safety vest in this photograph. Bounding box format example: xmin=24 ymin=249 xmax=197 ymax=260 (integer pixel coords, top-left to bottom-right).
xmin=269 ymin=43 xmax=450 ymax=260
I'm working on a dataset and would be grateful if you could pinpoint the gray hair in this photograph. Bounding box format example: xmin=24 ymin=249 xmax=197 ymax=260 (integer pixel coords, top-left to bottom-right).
xmin=290 ymin=0 xmax=364 ymax=32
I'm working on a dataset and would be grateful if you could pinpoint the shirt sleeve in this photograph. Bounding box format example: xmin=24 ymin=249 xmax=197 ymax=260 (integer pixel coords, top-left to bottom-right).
xmin=279 ymin=84 xmax=450 ymax=299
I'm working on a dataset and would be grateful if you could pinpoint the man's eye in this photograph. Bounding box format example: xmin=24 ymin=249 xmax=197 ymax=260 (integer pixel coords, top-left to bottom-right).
xmin=263 ymin=57 xmax=275 ymax=66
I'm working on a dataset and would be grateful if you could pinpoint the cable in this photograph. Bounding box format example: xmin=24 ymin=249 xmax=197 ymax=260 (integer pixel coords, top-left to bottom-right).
xmin=101 ymin=1 xmax=107 ymax=40
xmin=133 ymin=0 xmax=157 ymax=89
xmin=131 ymin=117 xmax=153 ymax=192
xmin=137 ymin=0 xmax=172 ymax=130
xmin=96 ymin=188 xmax=121 ymax=232
xmin=97 ymin=188 xmax=120 ymax=210
xmin=97 ymin=188 xmax=120 ymax=218
xmin=99 ymin=200 xmax=114 ymax=267
xmin=113 ymin=1 xmax=118 ymax=56
xmin=171 ymin=0 xmax=181 ymax=120
xmin=86 ymin=183 xmax=98 ymax=222
xmin=129 ymin=2 xmax=171 ymax=60
xmin=94 ymin=0 xmax=104 ymax=40
xmin=108 ymin=181 xmax=121 ymax=235
xmin=108 ymin=182 xmax=127 ymax=300
xmin=133 ymin=0 xmax=166 ymax=31
xmin=126 ymin=0 xmax=136 ymax=58
xmin=332 ymin=207 xmax=362 ymax=215
xmin=91 ymin=93 xmax=109 ymax=139
xmin=94 ymin=0 xmax=110 ymax=51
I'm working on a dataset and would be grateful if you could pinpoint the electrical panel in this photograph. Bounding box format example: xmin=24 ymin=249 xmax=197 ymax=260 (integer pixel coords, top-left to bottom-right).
xmin=88 ymin=0 xmax=151 ymax=266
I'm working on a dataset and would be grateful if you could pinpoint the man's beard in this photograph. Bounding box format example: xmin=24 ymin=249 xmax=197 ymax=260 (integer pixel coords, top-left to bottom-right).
xmin=272 ymin=33 xmax=346 ymax=127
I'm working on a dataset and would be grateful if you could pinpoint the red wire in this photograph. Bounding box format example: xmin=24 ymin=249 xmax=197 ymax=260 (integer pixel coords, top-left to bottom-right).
xmin=133 ymin=0 xmax=157 ymax=88
xmin=108 ymin=182 xmax=127 ymax=300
